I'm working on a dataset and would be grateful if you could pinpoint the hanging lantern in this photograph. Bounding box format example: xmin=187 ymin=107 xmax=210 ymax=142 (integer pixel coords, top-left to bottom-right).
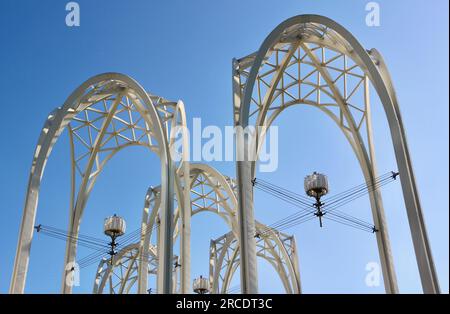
xmin=304 ymin=172 xmax=329 ymax=199
xmin=104 ymin=214 xmax=126 ymax=238
xmin=193 ymin=276 xmax=210 ymax=294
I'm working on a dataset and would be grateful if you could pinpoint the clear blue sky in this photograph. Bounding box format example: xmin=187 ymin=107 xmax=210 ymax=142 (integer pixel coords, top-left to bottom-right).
xmin=0 ymin=0 xmax=448 ymax=293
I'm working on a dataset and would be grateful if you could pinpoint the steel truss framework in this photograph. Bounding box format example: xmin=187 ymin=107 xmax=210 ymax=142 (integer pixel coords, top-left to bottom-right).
xmin=93 ymin=243 xmax=157 ymax=294
xmin=10 ymin=73 xmax=178 ymax=294
xmin=233 ymin=15 xmax=440 ymax=293
xmin=93 ymin=243 xmax=180 ymax=294
xmin=209 ymin=223 xmax=300 ymax=294
xmin=93 ymin=163 xmax=301 ymax=294
xmin=10 ymin=72 xmax=300 ymax=294
xmin=10 ymin=15 xmax=439 ymax=295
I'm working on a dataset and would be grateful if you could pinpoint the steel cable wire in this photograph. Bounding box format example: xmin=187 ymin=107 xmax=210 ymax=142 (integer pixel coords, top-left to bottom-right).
xmin=36 ymin=226 xmax=110 ymax=248
xmin=79 ymin=223 xmax=160 ymax=268
xmin=35 ymin=221 xmax=160 ymax=269
xmin=322 ymin=175 xmax=396 ymax=209
xmin=321 ymin=172 xmax=393 ymax=203
xmin=254 ymin=171 xmax=398 ymax=235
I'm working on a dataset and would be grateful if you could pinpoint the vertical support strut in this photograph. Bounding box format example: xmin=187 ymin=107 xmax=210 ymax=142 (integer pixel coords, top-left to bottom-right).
xmin=180 ymin=168 xmax=192 ymax=293
xmin=9 ymin=109 xmax=65 ymax=294
xmin=368 ymin=49 xmax=440 ymax=294
xmin=137 ymin=188 xmax=153 ymax=294
xmin=364 ymin=76 xmax=399 ymax=293
xmin=157 ymin=158 xmax=175 ymax=294
xmin=233 ymin=58 xmax=259 ymax=294
xmin=236 ymin=157 xmax=258 ymax=293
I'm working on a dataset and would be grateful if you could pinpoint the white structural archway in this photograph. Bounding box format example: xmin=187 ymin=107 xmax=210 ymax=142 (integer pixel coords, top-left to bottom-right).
xmin=10 ymin=15 xmax=439 ymax=295
xmin=93 ymin=163 xmax=301 ymax=294
xmin=93 ymin=243 xmax=180 ymax=294
xmin=10 ymin=73 xmax=177 ymax=294
xmin=233 ymin=15 xmax=440 ymax=294
xmin=209 ymin=223 xmax=301 ymax=294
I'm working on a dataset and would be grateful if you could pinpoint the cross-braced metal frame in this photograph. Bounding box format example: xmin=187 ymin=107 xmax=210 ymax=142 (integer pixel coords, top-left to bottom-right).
xmin=93 ymin=243 xmax=156 ymax=294
xmin=209 ymin=224 xmax=300 ymax=294
xmin=92 ymin=163 xmax=301 ymax=294
xmin=233 ymin=14 xmax=440 ymax=294
xmin=10 ymin=73 xmax=177 ymax=294
xmin=10 ymin=15 xmax=439 ymax=295
xmin=93 ymin=243 xmax=180 ymax=294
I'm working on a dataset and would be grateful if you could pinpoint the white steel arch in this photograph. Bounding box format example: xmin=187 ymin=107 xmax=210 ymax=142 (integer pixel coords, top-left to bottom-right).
xmin=10 ymin=73 xmax=176 ymax=294
xmin=94 ymin=163 xmax=301 ymax=294
xmin=134 ymin=163 xmax=240 ymax=294
xmin=93 ymin=243 xmax=180 ymax=294
xmin=233 ymin=14 xmax=440 ymax=294
xmin=209 ymin=224 xmax=301 ymax=294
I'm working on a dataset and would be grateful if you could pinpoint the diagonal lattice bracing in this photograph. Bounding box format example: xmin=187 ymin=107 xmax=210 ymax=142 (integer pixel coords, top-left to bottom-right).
xmin=10 ymin=73 xmax=176 ymax=294
xmin=209 ymin=225 xmax=301 ymax=294
xmin=233 ymin=15 xmax=440 ymax=294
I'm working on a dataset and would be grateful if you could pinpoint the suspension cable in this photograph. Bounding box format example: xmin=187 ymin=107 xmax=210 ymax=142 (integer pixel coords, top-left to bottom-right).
xmin=78 ymin=222 xmax=159 ymax=269
xmin=34 ymin=221 xmax=160 ymax=269
xmin=35 ymin=225 xmax=109 ymax=250
xmin=254 ymin=171 xmax=398 ymax=235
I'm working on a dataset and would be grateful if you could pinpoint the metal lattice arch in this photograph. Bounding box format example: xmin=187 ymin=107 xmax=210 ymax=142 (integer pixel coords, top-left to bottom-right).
xmin=209 ymin=222 xmax=300 ymax=294
xmin=10 ymin=73 xmax=178 ymax=294
xmin=92 ymin=163 xmax=301 ymax=294
xmin=92 ymin=243 xmax=159 ymax=294
xmin=233 ymin=14 xmax=440 ymax=294
xmin=9 ymin=15 xmax=440 ymax=295
xmin=10 ymin=72 xmax=298 ymax=295
xmin=92 ymin=243 xmax=181 ymax=294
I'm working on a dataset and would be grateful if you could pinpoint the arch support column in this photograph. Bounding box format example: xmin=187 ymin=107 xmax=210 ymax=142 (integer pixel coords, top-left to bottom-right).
xmin=233 ymin=58 xmax=259 ymax=294
xmin=157 ymin=159 xmax=175 ymax=294
xmin=233 ymin=14 xmax=440 ymax=294
xmin=368 ymin=49 xmax=440 ymax=294
xmin=10 ymin=108 xmax=66 ymax=294
xmin=235 ymin=159 xmax=258 ymax=294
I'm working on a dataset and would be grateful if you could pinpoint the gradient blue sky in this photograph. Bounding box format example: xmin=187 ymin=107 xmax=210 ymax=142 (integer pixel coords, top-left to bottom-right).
xmin=0 ymin=0 xmax=448 ymax=294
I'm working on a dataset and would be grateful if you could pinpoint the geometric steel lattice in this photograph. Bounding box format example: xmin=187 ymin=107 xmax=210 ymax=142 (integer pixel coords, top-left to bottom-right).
xmin=10 ymin=73 xmax=177 ymax=294
xmin=233 ymin=15 xmax=440 ymax=294
xmin=94 ymin=164 xmax=300 ymax=293
xmin=210 ymin=225 xmax=300 ymax=294
xmin=10 ymin=15 xmax=440 ymax=295
xmin=92 ymin=164 xmax=301 ymax=294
